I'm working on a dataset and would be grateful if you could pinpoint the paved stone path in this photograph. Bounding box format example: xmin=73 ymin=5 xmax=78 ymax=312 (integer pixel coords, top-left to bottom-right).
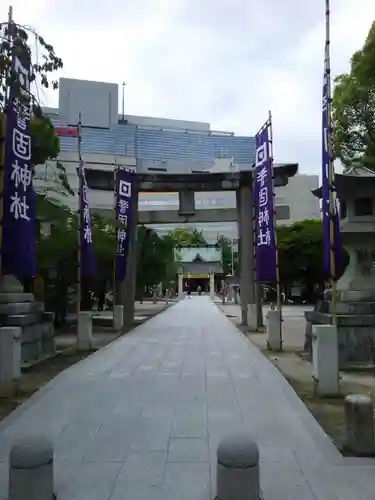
xmin=1 ymin=296 xmax=375 ymax=499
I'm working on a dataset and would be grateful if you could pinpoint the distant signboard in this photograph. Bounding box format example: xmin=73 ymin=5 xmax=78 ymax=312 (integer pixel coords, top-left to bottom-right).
xmin=55 ymin=126 xmax=79 ymax=137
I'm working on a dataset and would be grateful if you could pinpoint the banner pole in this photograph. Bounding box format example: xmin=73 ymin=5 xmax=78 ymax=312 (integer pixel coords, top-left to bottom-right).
xmin=268 ymin=110 xmax=283 ymax=349
xmin=113 ymin=160 xmax=119 ymax=305
xmin=325 ymin=0 xmax=337 ymax=324
xmin=76 ymin=113 xmax=82 ymax=318
xmin=0 ymin=6 xmax=13 ymax=278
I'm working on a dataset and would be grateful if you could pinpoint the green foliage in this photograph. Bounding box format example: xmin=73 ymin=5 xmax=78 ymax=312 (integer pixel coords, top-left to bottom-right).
xmin=36 ymin=211 xmax=76 ymax=283
xmin=277 ymin=219 xmax=324 ymax=286
xmin=29 ymin=115 xmax=60 ymax=166
xmin=332 ymin=22 xmax=375 ymax=169
xmin=37 ymin=212 xmax=116 ymax=285
xmin=0 ymin=18 xmax=70 ymax=202
xmin=0 ymin=20 xmax=63 ymax=111
xmin=136 ymin=227 xmax=176 ymax=294
xmin=217 ymin=234 xmax=236 ymax=275
xmin=168 ymin=227 xmax=206 ymax=245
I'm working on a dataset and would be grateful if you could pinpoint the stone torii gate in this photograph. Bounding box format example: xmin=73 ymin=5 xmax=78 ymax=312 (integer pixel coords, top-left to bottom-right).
xmin=120 ymin=165 xmax=298 ymax=329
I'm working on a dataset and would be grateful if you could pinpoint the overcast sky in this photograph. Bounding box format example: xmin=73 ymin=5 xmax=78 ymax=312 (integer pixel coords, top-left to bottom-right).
xmin=1 ymin=0 xmax=374 ymax=174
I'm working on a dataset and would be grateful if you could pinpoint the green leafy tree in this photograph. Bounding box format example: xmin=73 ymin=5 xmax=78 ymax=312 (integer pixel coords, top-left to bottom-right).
xmin=0 ymin=16 xmax=71 ymax=206
xmin=0 ymin=19 xmax=63 ymax=110
xmin=217 ymin=234 xmax=236 ymax=275
xmin=136 ymin=226 xmax=176 ymax=296
xmin=277 ymin=219 xmax=348 ymax=298
xmin=332 ymin=21 xmax=375 ymax=169
xmin=168 ymin=227 xmax=206 ymax=245
xmin=277 ymin=220 xmax=324 ymax=288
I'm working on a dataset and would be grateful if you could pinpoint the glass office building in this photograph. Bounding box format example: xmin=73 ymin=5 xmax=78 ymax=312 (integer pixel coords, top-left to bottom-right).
xmin=38 ymin=77 xmax=320 ymax=241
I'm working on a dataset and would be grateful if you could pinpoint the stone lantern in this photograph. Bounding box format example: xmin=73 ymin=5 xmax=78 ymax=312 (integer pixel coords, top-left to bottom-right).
xmin=305 ymin=165 xmax=375 ymax=367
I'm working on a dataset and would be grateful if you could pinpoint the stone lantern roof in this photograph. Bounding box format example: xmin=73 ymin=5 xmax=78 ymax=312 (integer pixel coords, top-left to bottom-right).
xmin=311 ymin=165 xmax=375 ymax=199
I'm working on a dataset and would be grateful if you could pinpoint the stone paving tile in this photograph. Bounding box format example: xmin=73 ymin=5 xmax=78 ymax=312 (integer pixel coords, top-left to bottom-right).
xmin=56 ymin=462 xmax=122 ymax=500
xmin=162 ymin=463 xmax=211 ymax=500
xmin=168 ymin=438 xmax=210 ymax=463
xmin=1 ymin=297 xmax=375 ymax=500
xmin=110 ymin=481 xmax=163 ymax=500
xmin=171 ymin=415 xmax=208 ymax=439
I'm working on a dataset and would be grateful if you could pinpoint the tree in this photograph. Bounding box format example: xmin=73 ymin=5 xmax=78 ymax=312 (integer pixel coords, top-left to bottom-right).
xmin=168 ymin=227 xmax=206 ymax=245
xmin=0 ymin=19 xmax=63 ymax=111
xmin=0 ymin=16 xmax=71 ymax=205
xmin=217 ymin=234 xmax=236 ymax=275
xmin=332 ymin=22 xmax=375 ymax=169
xmin=136 ymin=226 xmax=176 ymax=296
xmin=277 ymin=219 xmax=348 ymax=299
xmin=277 ymin=220 xmax=324 ymax=289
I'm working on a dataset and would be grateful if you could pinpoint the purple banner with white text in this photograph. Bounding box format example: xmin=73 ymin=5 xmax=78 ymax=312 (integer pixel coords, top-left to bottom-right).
xmin=253 ymin=122 xmax=277 ymax=283
xmin=78 ymin=159 xmax=95 ymax=277
xmin=2 ymin=48 xmax=36 ymax=279
xmin=115 ymin=169 xmax=134 ymax=283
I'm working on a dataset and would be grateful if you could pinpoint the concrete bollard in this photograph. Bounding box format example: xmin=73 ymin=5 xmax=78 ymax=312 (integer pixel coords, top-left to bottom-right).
xmin=217 ymin=433 xmax=260 ymax=500
xmin=9 ymin=437 xmax=54 ymax=500
xmin=113 ymin=304 xmax=123 ymax=330
xmin=77 ymin=311 xmax=93 ymax=350
xmin=344 ymin=394 xmax=375 ymax=455
xmin=266 ymin=309 xmax=282 ymax=351
xmin=0 ymin=327 xmax=22 ymax=395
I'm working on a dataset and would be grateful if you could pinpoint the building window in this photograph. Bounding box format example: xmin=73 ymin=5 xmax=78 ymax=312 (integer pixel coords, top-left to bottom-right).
xmin=354 ymin=197 xmax=373 ymax=216
xmin=276 ymin=205 xmax=290 ymax=220
xmin=340 ymin=200 xmax=347 ymax=219
xmin=85 ymin=170 xmax=114 ymax=191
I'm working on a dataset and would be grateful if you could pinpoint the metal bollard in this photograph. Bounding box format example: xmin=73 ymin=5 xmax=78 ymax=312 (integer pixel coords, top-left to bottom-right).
xmin=9 ymin=436 xmax=54 ymax=500
xmin=217 ymin=433 xmax=260 ymax=500
xmin=344 ymin=394 xmax=375 ymax=455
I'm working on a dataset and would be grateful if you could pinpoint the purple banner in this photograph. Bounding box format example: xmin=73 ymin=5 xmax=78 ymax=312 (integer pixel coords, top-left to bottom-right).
xmin=2 ymin=50 xmax=36 ymax=279
xmin=78 ymin=159 xmax=95 ymax=277
xmin=322 ymin=44 xmax=341 ymax=281
xmin=253 ymin=123 xmax=277 ymax=283
xmin=115 ymin=169 xmax=134 ymax=283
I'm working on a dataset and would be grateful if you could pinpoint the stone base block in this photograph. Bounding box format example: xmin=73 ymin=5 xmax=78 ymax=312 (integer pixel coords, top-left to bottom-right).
xmin=0 ymin=293 xmax=34 ymax=304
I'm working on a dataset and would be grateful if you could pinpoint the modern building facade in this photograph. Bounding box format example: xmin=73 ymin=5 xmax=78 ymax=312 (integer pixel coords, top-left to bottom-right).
xmin=36 ymin=77 xmax=320 ymax=241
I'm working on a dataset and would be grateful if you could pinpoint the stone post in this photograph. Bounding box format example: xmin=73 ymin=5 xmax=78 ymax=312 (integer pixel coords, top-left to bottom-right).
xmin=266 ymin=310 xmax=282 ymax=351
xmin=9 ymin=437 xmax=54 ymax=500
xmin=312 ymin=324 xmax=339 ymax=395
xmin=77 ymin=311 xmax=92 ymax=350
xmin=344 ymin=394 xmax=375 ymax=455
xmin=217 ymin=432 xmax=260 ymax=500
